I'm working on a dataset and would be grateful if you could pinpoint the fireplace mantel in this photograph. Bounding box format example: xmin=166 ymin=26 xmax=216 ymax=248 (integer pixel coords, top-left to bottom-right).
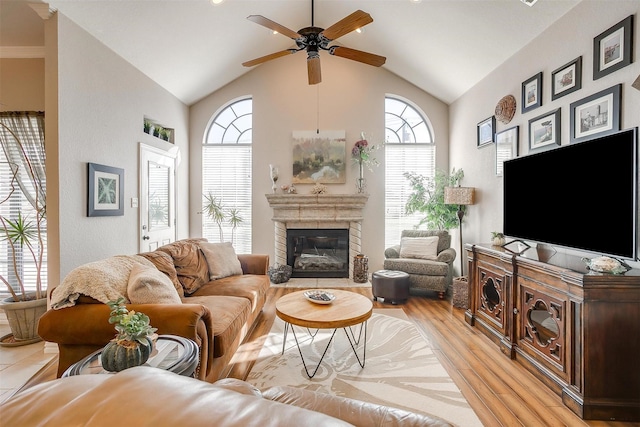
xmin=265 ymin=194 xmax=369 ymax=222
xmin=265 ymin=193 xmax=369 ymax=278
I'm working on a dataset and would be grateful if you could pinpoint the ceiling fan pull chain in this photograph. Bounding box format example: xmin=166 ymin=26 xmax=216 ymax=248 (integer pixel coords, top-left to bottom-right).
xmin=316 ymin=85 xmax=320 ymax=134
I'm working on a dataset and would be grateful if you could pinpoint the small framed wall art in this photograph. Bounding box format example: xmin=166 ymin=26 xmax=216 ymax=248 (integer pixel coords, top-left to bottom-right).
xmin=551 ymin=57 xmax=582 ymax=100
xmin=528 ymin=108 xmax=561 ymax=153
xmin=477 ymin=116 xmax=496 ymax=148
xmin=87 ymin=162 xmax=124 ymax=217
xmin=495 ymin=126 xmax=519 ymax=176
xmin=521 ymin=72 xmax=542 ymax=113
xmin=593 ymin=15 xmax=634 ymax=80
xmin=569 ymin=84 xmax=621 ymax=144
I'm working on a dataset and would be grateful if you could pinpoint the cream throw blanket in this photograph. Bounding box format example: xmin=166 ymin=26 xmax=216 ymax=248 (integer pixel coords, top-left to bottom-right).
xmin=51 ymin=255 xmax=155 ymax=309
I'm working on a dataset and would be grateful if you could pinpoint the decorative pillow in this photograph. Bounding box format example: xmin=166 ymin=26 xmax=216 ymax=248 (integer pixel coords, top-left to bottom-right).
xmin=199 ymin=242 xmax=243 ymax=280
xmin=127 ymin=263 xmax=182 ymax=305
xmin=157 ymin=239 xmax=209 ymax=295
xmin=399 ymin=236 xmax=440 ymax=260
xmin=138 ymin=250 xmax=184 ymax=297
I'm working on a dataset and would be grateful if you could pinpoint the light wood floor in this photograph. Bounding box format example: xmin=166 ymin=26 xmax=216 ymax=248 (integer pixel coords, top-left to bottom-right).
xmin=15 ymin=287 xmax=640 ymax=426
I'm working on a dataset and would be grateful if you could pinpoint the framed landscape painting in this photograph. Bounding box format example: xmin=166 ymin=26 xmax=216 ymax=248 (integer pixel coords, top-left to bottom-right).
xmin=87 ymin=162 xmax=124 ymax=216
xmin=528 ymin=109 xmax=561 ymax=153
xmin=292 ymin=130 xmax=346 ymax=184
xmin=569 ymin=84 xmax=621 ymax=144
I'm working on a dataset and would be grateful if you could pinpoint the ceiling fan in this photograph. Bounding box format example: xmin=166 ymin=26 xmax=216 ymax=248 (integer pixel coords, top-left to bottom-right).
xmin=242 ymin=0 xmax=386 ymax=85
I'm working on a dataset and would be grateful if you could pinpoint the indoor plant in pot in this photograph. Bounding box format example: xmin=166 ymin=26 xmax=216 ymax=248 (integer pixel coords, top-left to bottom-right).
xmin=0 ymin=121 xmax=47 ymax=346
xmin=101 ymin=297 xmax=158 ymax=372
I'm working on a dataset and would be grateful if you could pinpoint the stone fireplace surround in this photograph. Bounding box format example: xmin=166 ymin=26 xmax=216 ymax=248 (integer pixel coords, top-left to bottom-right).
xmin=265 ymin=194 xmax=369 ymax=279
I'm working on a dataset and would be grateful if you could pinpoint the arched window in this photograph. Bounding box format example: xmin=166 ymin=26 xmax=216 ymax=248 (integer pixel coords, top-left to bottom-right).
xmin=202 ymin=97 xmax=252 ymax=252
xmin=385 ymin=95 xmax=435 ymax=247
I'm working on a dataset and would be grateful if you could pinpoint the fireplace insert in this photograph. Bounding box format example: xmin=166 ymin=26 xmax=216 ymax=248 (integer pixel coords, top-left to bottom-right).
xmin=286 ymin=229 xmax=349 ymax=278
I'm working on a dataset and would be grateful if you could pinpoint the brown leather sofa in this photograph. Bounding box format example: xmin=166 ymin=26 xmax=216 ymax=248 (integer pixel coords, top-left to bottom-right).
xmin=38 ymin=238 xmax=270 ymax=382
xmin=0 ymin=367 xmax=451 ymax=426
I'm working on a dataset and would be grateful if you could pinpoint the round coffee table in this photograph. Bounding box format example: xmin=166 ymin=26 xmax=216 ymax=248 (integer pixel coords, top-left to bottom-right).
xmin=62 ymin=335 xmax=199 ymax=378
xmin=275 ymin=289 xmax=373 ymax=378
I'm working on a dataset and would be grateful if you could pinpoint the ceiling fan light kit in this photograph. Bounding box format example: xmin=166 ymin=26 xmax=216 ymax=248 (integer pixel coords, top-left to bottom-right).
xmin=242 ymin=1 xmax=386 ymax=85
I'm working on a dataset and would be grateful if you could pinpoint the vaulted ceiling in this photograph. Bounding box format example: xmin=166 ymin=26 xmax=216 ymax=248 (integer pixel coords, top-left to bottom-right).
xmin=1 ymin=0 xmax=582 ymax=106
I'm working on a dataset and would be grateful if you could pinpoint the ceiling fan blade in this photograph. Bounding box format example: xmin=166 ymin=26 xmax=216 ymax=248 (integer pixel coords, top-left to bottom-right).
xmin=329 ymin=46 xmax=386 ymax=67
xmin=321 ymin=10 xmax=373 ymax=41
xmin=242 ymin=49 xmax=298 ymax=67
xmin=247 ymin=15 xmax=302 ymax=40
xmin=307 ymin=56 xmax=322 ymax=85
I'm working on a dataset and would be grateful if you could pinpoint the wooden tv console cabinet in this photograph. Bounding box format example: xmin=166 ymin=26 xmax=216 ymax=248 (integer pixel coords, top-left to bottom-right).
xmin=464 ymin=243 xmax=640 ymax=421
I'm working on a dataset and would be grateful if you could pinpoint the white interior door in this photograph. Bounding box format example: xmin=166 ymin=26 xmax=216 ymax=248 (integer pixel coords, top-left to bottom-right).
xmin=139 ymin=143 xmax=178 ymax=252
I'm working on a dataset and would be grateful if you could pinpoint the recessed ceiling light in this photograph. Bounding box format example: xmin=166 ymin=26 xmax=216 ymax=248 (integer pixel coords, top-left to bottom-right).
xmin=210 ymin=0 xmax=224 ymax=5
xmin=520 ymin=0 xmax=539 ymax=6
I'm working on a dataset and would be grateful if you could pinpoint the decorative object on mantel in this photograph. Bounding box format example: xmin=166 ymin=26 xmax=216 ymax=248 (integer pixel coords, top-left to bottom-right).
xmin=353 ymin=254 xmax=369 ymax=283
xmin=311 ymin=183 xmax=327 ymax=194
xmin=582 ymin=256 xmax=630 ymax=275
xmin=280 ymin=184 xmax=297 ymax=194
xmin=444 ymin=184 xmax=476 ymax=276
xmin=494 ymin=95 xmax=516 ymax=124
xmin=269 ymin=164 xmax=279 ymax=193
xmin=491 ymin=232 xmax=506 ymax=246
xmin=101 ymin=297 xmax=158 ymax=372
xmin=268 ymin=263 xmax=293 ymax=284
xmin=352 ymin=132 xmax=380 ymax=193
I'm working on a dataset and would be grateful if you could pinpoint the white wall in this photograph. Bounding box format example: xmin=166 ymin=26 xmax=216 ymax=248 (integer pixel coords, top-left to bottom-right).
xmin=450 ymin=1 xmax=640 ymax=271
xmin=190 ymin=53 xmax=449 ymax=272
xmin=53 ymin=14 xmax=190 ymax=282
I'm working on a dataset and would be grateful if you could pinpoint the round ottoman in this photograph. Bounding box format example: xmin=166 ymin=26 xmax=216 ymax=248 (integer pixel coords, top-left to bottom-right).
xmin=372 ymin=270 xmax=410 ymax=305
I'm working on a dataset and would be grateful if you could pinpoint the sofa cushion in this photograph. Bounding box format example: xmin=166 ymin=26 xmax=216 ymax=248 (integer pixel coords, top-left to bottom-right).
xmin=400 ymin=236 xmax=439 ymax=260
xmin=191 ymin=274 xmax=269 ymax=313
xmin=138 ymin=250 xmax=184 ymax=297
xmin=185 ymin=295 xmax=251 ymax=358
xmin=199 ymin=242 xmax=243 ymax=280
xmin=157 ymin=239 xmax=209 ymax=295
xmin=383 ymin=258 xmax=450 ymax=276
xmin=127 ymin=263 xmax=182 ymax=305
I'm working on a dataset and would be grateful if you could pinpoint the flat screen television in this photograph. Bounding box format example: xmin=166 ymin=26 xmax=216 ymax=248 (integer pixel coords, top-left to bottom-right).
xmin=503 ymin=127 xmax=638 ymax=260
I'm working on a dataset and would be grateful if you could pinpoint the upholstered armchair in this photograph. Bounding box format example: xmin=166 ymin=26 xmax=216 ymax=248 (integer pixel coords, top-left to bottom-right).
xmin=383 ymin=230 xmax=456 ymax=299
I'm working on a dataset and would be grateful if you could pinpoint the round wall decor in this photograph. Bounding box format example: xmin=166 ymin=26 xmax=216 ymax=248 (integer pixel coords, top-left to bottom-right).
xmin=495 ymin=95 xmax=516 ymax=124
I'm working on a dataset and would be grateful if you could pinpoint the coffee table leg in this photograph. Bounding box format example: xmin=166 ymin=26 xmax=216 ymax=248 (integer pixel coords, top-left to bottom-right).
xmin=289 ymin=326 xmax=338 ymax=378
xmin=344 ymin=321 xmax=367 ymax=368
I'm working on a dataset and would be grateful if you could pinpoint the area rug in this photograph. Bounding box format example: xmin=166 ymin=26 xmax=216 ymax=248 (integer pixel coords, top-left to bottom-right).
xmin=270 ymin=278 xmax=371 ymax=288
xmin=246 ymin=309 xmax=482 ymax=426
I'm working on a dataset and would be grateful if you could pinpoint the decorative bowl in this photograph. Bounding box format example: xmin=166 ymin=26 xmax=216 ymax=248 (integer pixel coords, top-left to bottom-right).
xmin=303 ymin=290 xmax=335 ymax=305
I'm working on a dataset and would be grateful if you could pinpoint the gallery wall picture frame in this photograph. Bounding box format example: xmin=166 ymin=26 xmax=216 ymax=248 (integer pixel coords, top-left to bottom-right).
xmin=593 ymin=15 xmax=634 ymax=80
xmin=495 ymin=126 xmax=519 ymax=176
xmin=87 ymin=162 xmax=124 ymax=217
xmin=569 ymin=84 xmax=621 ymax=144
xmin=477 ymin=116 xmax=496 ymax=148
xmin=528 ymin=108 xmax=561 ymax=153
xmin=551 ymin=57 xmax=582 ymax=100
xmin=521 ymin=72 xmax=543 ymax=113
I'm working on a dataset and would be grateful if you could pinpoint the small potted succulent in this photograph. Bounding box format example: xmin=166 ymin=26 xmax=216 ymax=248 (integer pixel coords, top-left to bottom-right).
xmin=101 ymin=297 xmax=158 ymax=372
xmin=491 ymin=232 xmax=506 ymax=246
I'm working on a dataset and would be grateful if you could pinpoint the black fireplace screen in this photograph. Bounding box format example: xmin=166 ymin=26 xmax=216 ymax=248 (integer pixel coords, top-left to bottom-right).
xmin=286 ymin=229 xmax=349 ymax=278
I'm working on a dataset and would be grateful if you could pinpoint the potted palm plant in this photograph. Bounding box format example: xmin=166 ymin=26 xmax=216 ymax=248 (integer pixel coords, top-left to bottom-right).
xmin=0 ymin=123 xmax=47 ymax=346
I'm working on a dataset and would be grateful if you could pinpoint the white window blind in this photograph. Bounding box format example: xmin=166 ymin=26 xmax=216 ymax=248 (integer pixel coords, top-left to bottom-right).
xmin=0 ymin=113 xmax=47 ymax=298
xmin=385 ymin=96 xmax=435 ymax=247
xmin=202 ymin=98 xmax=252 ymax=253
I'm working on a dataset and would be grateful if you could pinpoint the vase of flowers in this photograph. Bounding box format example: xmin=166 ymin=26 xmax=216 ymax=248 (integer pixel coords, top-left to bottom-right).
xmin=352 ymin=132 xmax=380 ymax=194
